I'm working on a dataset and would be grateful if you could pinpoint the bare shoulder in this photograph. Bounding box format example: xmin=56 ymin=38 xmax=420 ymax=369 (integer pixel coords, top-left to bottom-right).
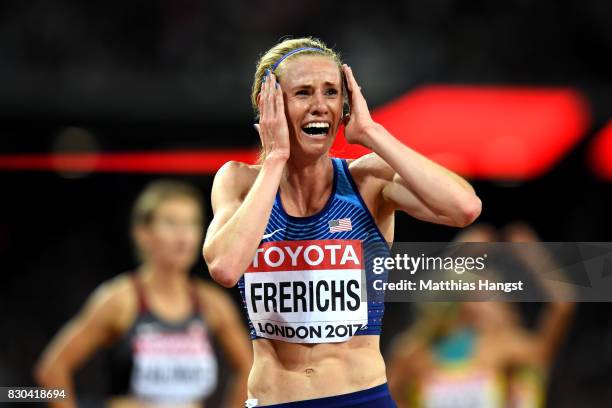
xmin=193 ymin=277 xmax=239 ymax=331
xmin=389 ymin=329 xmax=432 ymax=373
xmin=214 ymin=161 xmax=260 ymax=194
xmin=195 ymin=277 xmax=228 ymax=298
xmin=87 ymin=274 xmax=132 ymax=310
xmin=216 ymin=160 xmax=260 ymax=178
xmin=346 ymin=153 xmax=395 ymax=182
xmin=84 ymin=273 xmax=137 ymax=332
xmin=194 ymin=278 xmax=236 ymax=311
xmin=343 ymin=154 xmax=396 ymax=223
xmin=210 ymin=161 xmax=262 ymax=213
xmin=390 ymin=329 xmax=427 ymax=357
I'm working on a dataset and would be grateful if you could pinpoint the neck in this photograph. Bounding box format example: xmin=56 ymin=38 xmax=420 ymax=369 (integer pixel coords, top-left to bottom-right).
xmin=281 ymin=155 xmax=333 ymax=214
xmin=139 ymin=262 xmax=190 ymax=293
xmin=285 ymin=154 xmax=330 ymax=182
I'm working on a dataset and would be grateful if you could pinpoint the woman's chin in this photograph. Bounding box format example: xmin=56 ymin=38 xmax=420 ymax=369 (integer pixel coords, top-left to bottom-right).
xmin=295 ymin=130 xmax=335 ymax=156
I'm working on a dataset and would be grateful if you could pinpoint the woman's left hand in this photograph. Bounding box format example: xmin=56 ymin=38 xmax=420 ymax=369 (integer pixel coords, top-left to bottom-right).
xmin=342 ymin=64 xmax=378 ymax=148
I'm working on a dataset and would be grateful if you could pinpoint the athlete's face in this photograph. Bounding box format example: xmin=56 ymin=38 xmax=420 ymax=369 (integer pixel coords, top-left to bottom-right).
xmin=277 ymin=55 xmax=344 ymax=158
xmin=137 ymin=197 xmax=203 ymax=271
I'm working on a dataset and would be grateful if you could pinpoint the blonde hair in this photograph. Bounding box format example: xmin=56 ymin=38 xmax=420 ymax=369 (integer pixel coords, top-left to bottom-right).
xmin=131 ymin=179 xmax=204 ymax=259
xmin=251 ymin=36 xmax=345 ymax=121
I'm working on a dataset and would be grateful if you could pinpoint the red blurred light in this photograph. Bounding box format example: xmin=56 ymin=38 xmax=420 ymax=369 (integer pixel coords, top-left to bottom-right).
xmin=332 ymin=86 xmax=590 ymax=180
xmin=0 ymin=150 xmax=259 ymax=174
xmin=0 ymin=87 xmax=590 ymax=179
xmin=589 ymin=121 xmax=612 ymax=180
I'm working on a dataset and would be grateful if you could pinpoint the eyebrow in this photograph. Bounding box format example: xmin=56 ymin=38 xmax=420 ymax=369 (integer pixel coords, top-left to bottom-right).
xmin=289 ymin=81 xmax=340 ymax=89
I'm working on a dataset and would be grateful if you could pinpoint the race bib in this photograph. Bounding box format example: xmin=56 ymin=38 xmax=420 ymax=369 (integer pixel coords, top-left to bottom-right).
xmin=131 ymin=322 xmax=218 ymax=401
xmin=423 ymin=374 xmax=500 ymax=408
xmin=245 ymin=239 xmax=368 ymax=343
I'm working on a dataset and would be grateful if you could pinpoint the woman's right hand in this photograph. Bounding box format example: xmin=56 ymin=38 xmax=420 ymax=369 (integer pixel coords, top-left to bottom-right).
xmin=255 ymin=70 xmax=290 ymax=162
xmin=205 ymin=71 xmax=290 ymax=286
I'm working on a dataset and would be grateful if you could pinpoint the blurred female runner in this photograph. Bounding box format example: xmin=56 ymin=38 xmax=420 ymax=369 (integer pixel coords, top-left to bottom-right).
xmin=35 ymin=180 xmax=252 ymax=408
xmin=387 ymin=223 xmax=575 ymax=408
xmin=202 ymin=37 xmax=482 ymax=407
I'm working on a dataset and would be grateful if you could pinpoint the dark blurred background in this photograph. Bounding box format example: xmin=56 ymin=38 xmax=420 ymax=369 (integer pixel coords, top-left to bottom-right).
xmin=1 ymin=1 xmax=612 ymax=407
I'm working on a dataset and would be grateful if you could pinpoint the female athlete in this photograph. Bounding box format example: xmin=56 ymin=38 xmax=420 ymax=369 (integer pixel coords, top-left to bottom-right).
xmin=203 ymin=37 xmax=482 ymax=407
xmin=387 ymin=223 xmax=575 ymax=408
xmin=35 ymin=180 xmax=252 ymax=408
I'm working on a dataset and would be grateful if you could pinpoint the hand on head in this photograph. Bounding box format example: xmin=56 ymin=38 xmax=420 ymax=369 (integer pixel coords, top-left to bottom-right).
xmin=254 ymin=69 xmax=291 ymax=162
xmin=253 ymin=60 xmax=378 ymax=160
xmin=341 ymin=64 xmax=377 ymax=147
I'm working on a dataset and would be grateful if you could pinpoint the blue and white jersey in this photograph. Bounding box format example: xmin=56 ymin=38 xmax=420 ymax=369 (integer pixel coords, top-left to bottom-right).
xmin=238 ymin=157 xmax=390 ymax=344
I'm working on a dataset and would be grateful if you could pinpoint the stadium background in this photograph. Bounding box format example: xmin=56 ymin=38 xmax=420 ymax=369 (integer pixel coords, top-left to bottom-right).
xmin=1 ymin=1 xmax=612 ymax=406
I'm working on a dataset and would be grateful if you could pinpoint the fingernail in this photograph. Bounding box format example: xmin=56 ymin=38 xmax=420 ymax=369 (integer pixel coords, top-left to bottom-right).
xmin=275 ymin=83 xmax=280 ymax=89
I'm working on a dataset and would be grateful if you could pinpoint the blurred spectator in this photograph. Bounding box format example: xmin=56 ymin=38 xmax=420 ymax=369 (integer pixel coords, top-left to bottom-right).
xmin=387 ymin=223 xmax=575 ymax=408
xmin=33 ymin=179 xmax=252 ymax=408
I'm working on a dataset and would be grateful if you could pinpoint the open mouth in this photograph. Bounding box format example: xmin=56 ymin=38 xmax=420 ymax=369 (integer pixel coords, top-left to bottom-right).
xmin=301 ymin=122 xmax=330 ymax=139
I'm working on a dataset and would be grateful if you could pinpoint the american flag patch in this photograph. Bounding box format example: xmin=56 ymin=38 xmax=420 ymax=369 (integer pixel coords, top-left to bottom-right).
xmin=328 ymin=218 xmax=352 ymax=233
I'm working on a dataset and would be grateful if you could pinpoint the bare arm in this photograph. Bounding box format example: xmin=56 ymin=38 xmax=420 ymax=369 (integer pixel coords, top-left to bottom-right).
xmin=203 ymin=160 xmax=285 ymax=287
xmin=342 ymin=65 xmax=481 ymax=227
xmin=504 ymin=223 xmax=576 ymax=366
xmin=198 ymin=281 xmax=253 ymax=408
xmin=33 ymin=279 xmax=126 ymax=408
xmin=387 ymin=330 xmax=428 ymax=408
xmin=203 ymin=71 xmax=289 ymax=288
